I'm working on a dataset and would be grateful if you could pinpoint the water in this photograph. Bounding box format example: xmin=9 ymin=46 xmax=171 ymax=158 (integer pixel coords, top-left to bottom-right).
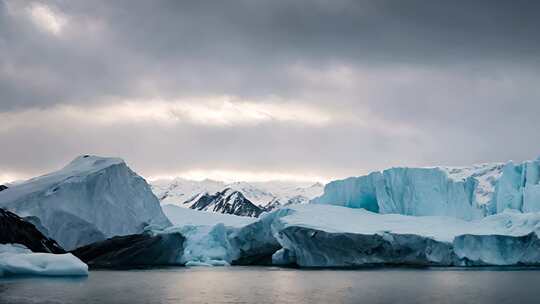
xmin=2 ymin=267 xmax=540 ymax=304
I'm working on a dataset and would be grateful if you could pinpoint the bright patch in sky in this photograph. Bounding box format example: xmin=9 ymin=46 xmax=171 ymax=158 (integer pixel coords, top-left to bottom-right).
xmin=148 ymin=169 xmax=329 ymax=183
xmin=0 ymin=173 xmax=24 ymax=185
xmin=0 ymin=97 xmax=334 ymax=130
xmin=27 ymin=3 xmax=67 ymax=35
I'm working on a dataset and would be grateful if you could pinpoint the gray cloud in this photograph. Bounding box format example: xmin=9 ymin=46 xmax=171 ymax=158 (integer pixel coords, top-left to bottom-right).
xmin=1 ymin=0 xmax=539 ymax=181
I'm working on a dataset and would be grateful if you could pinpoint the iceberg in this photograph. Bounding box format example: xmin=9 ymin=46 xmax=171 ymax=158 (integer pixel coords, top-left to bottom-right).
xmin=268 ymin=204 xmax=540 ymax=267
xmin=0 ymin=244 xmax=88 ymax=277
xmin=158 ymin=204 xmax=283 ymax=266
xmin=70 ymin=202 xmax=540 ymax=268
xmin=0 ymin=155 xmax=171 ymax=250
xmin=313 ymin=159 xmax=540 ymax=220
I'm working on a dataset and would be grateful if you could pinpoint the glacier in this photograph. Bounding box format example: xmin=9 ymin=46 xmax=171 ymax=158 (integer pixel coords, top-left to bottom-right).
xmin=154 ymin=203 xmax=540 ymax=268
xmin=0 ymin=155 xmax=171 ymax=250
xmin=312 ymin=159 xmax=540 ymax=220
xmin=0 ymin=244 xmax=88 ymax=277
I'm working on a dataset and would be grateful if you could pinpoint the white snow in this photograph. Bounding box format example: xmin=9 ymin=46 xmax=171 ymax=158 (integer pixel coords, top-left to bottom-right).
xmin=163 ymin=204 xmax=256 ymax=227
xmin=0 ymin=244 xmax=88 ymax=277
xmin=438 ymin=163 xmax=505 ymax=205
xmin=151 ymin=178 xmax=225 ymax=206
xmin=275 ymin=204 xmax=540 ymax=243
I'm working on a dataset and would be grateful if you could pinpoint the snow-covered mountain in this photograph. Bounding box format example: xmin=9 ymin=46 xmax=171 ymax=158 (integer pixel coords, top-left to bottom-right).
xmin=150 ymin=178 xmax=324 ymax=216
xmin=151 ymin=178 xmax=226 ymax=206
xmin=184 ymin=188 xmax=264 ymax=217
xmin=0 ymin=155 xmax=171 ymax=250
xmin=313 ymin=158 xmax=540 ymax=220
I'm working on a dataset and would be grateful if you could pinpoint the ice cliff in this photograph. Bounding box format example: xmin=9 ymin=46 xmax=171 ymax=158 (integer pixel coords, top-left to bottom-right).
xmin=312 ymin=159 xmax=540 ymax=220
xmin=0 ymin=155 xmax=171 ymax=250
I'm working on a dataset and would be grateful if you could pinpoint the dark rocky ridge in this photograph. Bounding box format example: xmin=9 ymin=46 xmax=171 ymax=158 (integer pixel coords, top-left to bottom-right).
xmin=0 ymin=208 xmax=65 ymax=253
xmin=72 ymin=232 xmax=185 ymax=268
xmin=187 ymin=188 xmax=264 ymax=217
xmin=0 ymin=185 xmax=7 ymax=192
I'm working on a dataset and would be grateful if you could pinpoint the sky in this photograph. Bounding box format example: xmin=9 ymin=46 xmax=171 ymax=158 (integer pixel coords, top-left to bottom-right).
xmin=1 ymin=0 xmax=540 ymax=184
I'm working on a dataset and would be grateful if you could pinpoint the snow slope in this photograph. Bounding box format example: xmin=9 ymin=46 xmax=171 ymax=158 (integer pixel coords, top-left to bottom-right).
xmin=312 ymin=159 xmax=540 ymax=220
xmin=0 ymin=155 xmax=171 ymax=250
xmin=151 ymin=178 xmax=225 ymax=206
xmin=0 ymin=244 xmax=88 ymax=277
xmin=275 ymin=204 xmax=540 ymax=243
xmin=163 ymin=204 xmax=256 ymax=227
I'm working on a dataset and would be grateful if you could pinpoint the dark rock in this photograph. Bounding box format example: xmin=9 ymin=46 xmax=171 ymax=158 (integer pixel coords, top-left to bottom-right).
xmin=0 ymin=185 xmax=7 ymax=192
xmin=187 ymin=188 xmax=264 ymax=217
xmin=0 ymin=208 xmax=65 ymax=253
xmin=71 ymin=232 xmax=185 ymax=268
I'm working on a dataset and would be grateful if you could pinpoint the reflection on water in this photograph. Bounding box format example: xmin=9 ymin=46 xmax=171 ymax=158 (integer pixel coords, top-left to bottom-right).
xmin=2 ymin=267 xmax=540 ymax=304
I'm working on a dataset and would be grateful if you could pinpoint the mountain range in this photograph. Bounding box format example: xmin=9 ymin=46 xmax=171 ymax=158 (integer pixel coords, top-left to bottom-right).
xmin=150 ymin=178 xmax=324 ymax=217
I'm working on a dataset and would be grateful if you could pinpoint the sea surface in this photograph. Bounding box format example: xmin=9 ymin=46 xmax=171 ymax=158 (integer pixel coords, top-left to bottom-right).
xmin=2 ymin=266 xmax=540 ymax=304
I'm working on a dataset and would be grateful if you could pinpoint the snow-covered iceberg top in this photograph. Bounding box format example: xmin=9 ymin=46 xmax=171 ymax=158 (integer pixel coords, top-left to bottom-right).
xmin=276 ymin=204 xmax=540 ymax=243
xmin=0 ymin=244 xmax=88 ymax=277
xmin=0 ymin=155 xmax=124 ymax=204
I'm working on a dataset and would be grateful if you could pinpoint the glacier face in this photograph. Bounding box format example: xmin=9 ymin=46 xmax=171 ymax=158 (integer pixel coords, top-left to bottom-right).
xmin=0 ymin=155 xmax=171 ymax=250
xmin=313 ymin=159 xmax=540 ymax=220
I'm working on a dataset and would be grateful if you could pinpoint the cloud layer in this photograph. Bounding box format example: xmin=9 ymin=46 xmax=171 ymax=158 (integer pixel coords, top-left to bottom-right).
xmin=1 ymin=0 xmax=539 ymax=182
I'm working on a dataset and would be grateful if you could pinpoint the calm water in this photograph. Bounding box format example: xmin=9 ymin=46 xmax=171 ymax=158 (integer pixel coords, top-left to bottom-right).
xmin=2 ymin=267 xmax=540 ymax=304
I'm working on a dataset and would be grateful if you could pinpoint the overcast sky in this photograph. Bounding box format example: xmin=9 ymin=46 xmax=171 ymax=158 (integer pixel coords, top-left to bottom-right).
xmin=1 ymin=0 xmax=539 ymax=183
